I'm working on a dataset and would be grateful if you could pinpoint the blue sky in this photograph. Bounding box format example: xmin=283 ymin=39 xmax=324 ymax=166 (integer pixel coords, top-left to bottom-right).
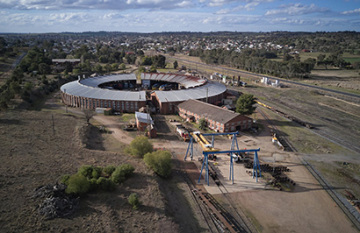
xmin=0 ymin=0 xmax=359 ymax=33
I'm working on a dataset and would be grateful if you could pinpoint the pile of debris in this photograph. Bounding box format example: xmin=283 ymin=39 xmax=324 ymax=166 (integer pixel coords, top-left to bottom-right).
xmin=33 ymin=183 xmax=79 ymax=220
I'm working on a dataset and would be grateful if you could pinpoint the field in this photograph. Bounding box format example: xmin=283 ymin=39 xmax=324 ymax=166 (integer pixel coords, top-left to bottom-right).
xmin=0 ymin=94 xmax=207 ymax=233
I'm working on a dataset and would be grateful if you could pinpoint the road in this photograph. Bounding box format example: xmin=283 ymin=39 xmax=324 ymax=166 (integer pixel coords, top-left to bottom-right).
xmin=11 ymin=52 xmax=27 ymax=69
xmin=166 ymin=55 xmax=360 ymax=99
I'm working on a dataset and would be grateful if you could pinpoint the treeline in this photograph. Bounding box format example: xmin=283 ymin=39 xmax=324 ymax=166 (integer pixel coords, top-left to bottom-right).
xmin=190 ymin=48 xmax=317 ymax=79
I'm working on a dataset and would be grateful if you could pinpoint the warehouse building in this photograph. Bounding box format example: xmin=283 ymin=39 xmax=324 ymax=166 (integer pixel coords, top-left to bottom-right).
xmin=177 ymin=99 xmax=252 ymax=132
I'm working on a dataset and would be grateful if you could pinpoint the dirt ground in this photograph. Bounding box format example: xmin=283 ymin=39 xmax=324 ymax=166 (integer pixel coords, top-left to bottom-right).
xmin=0 ymin=97 xmax=205 ymax=232
xmin=92 ymin=107 xmax=360 ymax=233
xmin=1 ymin=90 xmax=359 ymax=233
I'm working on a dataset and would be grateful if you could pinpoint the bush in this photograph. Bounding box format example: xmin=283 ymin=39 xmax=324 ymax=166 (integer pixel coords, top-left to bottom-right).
xmin=128 ymin=193 xmax=140 ymax=210
xmin=119 ymin=164 xmax=135 ymax=178
xmin=91 ymin=167 xmax=102 ymax=179
xmin=144 ymin=150 xmax=172 ymax=178
xmin=65 ymin=174 xmax=90 ymax=195
xmin=78 ymin=165 xmax=94 ymax=179
xmin=89 ymin=178 xmax=98 ymax=191
xmin=111 ymin=164 xmax=135 ymax=184
xmin=103 ymin=165 xmax=116 ymax=177
xmin=60 ymin=174 xmax=71 ymax=185
xmin=96 ymin=177 xmax=116 ymax=191
xmin=126 ymin=136 xmax=153 ymax=158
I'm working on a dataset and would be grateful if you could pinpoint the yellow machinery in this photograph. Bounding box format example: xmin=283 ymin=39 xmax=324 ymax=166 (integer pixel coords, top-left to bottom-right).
xmin=191 ymin=131 xmax=220 ymax=152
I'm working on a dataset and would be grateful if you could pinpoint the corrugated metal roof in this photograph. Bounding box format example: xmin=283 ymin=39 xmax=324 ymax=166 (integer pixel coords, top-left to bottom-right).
xmin=60 ymin=78 xmax=146 ymax=101
xmin=142 ymin=73 xmax=206 ymax=88
xmin=178 ymin=99 xmax=251 ymax=124
xmin=154 ymin=82 xmax=226 ymax=102
xmin=135 ymin=112 xmax=154 ymax=124
xmin=60 ymin=73 xmax=225 ymax=103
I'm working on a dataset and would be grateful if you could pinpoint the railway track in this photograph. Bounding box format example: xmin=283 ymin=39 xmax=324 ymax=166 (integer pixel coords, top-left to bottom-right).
xmin=172 ymin=150 xmax=255 ymax=233
xmin=253 ymin=107 xmax=360 ymax=230
xmin=166 ymin=55 xmax=360 ymax=99
xmin=256 ymin=106 xmax=297 ymax=152
xmin=300 ymin=158 xmax=360 ymax=230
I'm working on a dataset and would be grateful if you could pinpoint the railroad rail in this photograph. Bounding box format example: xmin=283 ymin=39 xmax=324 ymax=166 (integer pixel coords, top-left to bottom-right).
xmin=165 ymin=55 xmax=360 ymax=99
xmin=172 ymin=149 xmax=255 ymax=233
xmin=300 ymin=158 xmax=360 ymax=231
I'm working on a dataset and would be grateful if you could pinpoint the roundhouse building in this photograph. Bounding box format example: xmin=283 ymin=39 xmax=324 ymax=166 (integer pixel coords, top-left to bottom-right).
xmin=60 ymin=73 xmax=226 ymax=114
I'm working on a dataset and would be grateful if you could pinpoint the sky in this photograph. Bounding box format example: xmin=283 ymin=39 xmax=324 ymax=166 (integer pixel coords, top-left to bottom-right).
xmin=0 ymin=0 xmax=359 ymax=33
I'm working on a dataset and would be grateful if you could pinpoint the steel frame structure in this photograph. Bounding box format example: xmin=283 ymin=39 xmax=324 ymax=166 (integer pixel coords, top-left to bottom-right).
xmin=184 ymin=132 xmax=261 ymax=186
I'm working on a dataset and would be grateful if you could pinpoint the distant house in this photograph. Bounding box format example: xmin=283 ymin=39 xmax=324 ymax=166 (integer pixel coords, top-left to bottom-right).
xmin=177 ymin=99 xmax=252 ymax=133
xmin=52 ymin=59 xmax=81 ymax=72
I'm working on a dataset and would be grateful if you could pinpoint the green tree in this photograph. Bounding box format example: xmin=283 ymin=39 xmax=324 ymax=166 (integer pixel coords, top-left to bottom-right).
xmin=111 ymin=164 xmax=135 ymax=184
xmin=111 ymin=63 xmax=119 ymax=71
xmin=143 ymin=150 xmax=172 ymax=178
xmin=173 ymin=60 xmax=178 ymax=69
xmin=128 ymin=193 xmax=140 ymax=210
xmin=126 ymin=136 xmax=153 ymax=158
xmin=149 ymin=65 xmax=157 ymax=73
xmin=119 ymin=63 xmax=126 ymax=70
xmin=198 ymin=118 xmax=207 ymax=130
xmin=236 ymin=94 xmax=256 ymax=115
xmin=39 ymin=63 xmax=51 ymax=74
xmin=65 ymin=174 xmax=90 ymax=195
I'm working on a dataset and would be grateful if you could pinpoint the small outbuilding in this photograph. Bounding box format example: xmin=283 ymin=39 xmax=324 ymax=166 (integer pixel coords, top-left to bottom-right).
xmin=135 ymin=112 xmax=154 ymax=131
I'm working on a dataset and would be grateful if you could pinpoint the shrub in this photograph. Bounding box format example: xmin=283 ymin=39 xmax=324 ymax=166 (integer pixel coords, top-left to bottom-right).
xmin=91 ymin=167 xmax=102 ymax=179
xmin=128 ymin=193 xmax=140 ymax=210
xmin=78 ymin=165 xmax=94 ymax=179
xmin=111 ymin=168 xmax=125 ymax=184
xmin=126 ymin=136 xmax=153 ymax=158
xmin=89 ymin=178 xmax=98 ymax=191
xmin=119 ymin=164 xmax=135 ymax=178
xmin=96 ymin=177 xmax=116 ymax=191
xmin=110 ymin=164 xmax=134 ymax=184
xmin=65 ymin=174 xmax=90 ymax=195
xmin=144 ymin=150 xmax=172 ymax=178
xmin=60 ymin=174 xmax=71 ymax=185
xmin=103 ymin=165 xmax=116 ymax=177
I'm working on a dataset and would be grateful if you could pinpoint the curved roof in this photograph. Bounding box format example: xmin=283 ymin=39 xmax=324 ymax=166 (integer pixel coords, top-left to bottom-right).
xmin=141 ymin=73 xmax=206 ymax=88
xmin=60 ymin=73 xmax=225 ymax=102
xmin=61 ymin=74 xmax=146 ymax=101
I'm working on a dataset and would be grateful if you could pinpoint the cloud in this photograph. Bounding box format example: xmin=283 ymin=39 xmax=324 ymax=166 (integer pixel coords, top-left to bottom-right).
xmin=341 ymin=8 xmax=360 ymax=15
xmin=0 ymin=0 xmax=193 ymax=10
xmin=215 ymin=0 xmax=273 ymax=14
xmin=265 ymin=3 xmax=328 ymax=16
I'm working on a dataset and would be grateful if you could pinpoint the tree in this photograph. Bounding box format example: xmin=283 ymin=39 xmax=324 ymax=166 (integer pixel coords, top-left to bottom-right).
xmin=198 ymin=118 xmax=207 ymax=130
xmin=143 ymin=150 xmax=172 ymax=178
xmin=65 ymin=174 xmax=90 ymax=195
xmin=83 ymin=109 xmax=95 ymax=124
xmin=39 ymin=63 xmax=51 ymax=74
xmin=126 ymin=136 xmax=153 ymax=158
xmin=236 ymin=94 xmax=256 ymax=115
xmin=173 ymin=60 xmax=178 ymax=69
xmin=119 ymin=63 xmax=126 ymax=70
xmin=149 ymin=65 xmax=157 ymax=73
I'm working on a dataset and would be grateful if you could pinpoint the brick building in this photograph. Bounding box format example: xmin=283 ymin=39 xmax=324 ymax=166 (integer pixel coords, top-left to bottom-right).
xmin=177 ymin=99 xmax=252 ymax=133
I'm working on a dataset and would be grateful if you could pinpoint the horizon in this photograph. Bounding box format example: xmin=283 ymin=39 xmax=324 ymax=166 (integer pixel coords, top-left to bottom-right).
xmin=1 ymin=30 xmax=360 ymax=35
xmin=0 ymin=0 xmax=359 ymax=33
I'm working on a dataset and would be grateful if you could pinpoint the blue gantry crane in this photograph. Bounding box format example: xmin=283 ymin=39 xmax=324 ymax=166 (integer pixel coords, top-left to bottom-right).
xmin=184 ymin=131 xmax=261 ymax=185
